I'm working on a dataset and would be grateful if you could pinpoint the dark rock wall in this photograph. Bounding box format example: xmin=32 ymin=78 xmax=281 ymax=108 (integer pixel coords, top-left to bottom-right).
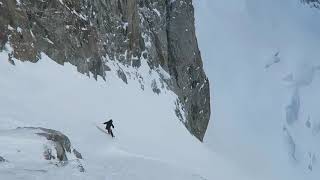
xmin=0 ymin=0 xmax=210 ymax=141
xmin=301 ymin=0 xmax=320 ymax=8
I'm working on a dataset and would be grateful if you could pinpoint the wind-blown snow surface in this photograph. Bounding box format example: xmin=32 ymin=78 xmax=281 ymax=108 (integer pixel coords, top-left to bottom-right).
xmin=0 ymin=48 xmax=251 ymax=179
xmin=195 ymin=0 xmax=320 ymax=179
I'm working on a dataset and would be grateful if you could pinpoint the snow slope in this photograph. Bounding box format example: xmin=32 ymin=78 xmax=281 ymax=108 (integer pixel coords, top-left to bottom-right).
xmin=4 ymin=0 xmax=320 ymax=179
xmin=195 ymin=0 xmax=320 ymax=179
xmin=0 ymin=45 xmax=253 ymax=179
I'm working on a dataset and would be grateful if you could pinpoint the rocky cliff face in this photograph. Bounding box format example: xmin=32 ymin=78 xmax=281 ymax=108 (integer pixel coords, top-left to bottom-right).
xmin=302 ymin=0 xmax=320 ymax=7
xmin=0 ymin=0 xmax=210 ymax=141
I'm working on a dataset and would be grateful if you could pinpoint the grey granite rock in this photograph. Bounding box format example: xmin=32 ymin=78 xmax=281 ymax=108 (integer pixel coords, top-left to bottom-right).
xmin=0 ymin=0 xmax=210 ymax=141
xmin=19 ymin=127 xmax=84 ymax=172
xmin=302 ymin=0 xmax=320 ymax=8
xmin=0 ymin=156 xmax=7 ymax=162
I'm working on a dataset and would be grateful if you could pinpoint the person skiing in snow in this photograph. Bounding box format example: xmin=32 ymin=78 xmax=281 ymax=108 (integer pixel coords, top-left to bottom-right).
xmin=103 ymin=119 xmax=115 ymax=138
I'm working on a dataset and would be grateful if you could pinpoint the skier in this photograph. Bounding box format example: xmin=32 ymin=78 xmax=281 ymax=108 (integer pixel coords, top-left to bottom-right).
xmin=103 ymin=119 xmax=115 ymax=138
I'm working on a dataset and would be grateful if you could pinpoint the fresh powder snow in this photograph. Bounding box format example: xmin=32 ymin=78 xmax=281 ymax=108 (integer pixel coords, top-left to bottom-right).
xmin=195 ymin=0 xmax=320 ymax=179
xmin=2 ymin=0 xmax=320 ymax=179
xmin=0 ymin=48 xmax=251 ymax=180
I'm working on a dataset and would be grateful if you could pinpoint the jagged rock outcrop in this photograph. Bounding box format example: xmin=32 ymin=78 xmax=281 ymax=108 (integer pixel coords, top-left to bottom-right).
xmin=282 ymin=64 xmax=320 ymax=171
xmin=0 ymin=156 xmax=7 ymax=162
xmin=0 ymin=127 xmax=84 ymax=172
xmin=0 ymin=0 xmax=210 ymax=141
xmin=28 ymin=127 xmax=83 ymax=162
xmin=302 ymin=0 xmax=320 ymax=8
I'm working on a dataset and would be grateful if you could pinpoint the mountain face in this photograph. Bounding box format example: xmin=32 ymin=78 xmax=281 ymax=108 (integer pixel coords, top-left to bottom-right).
xmin=195 ymin=0 xmax=320 ymax=179
xmin=0 ymin=52 xmax=216 ymax=179
xmin=302 ymin=0 xmax=320 ymax=7
xmin=0 ymin=0 xmax=210 ymax=141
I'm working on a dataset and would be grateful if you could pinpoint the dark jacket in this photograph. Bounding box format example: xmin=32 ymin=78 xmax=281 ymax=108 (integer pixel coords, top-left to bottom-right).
xmin=103 ymin=120 xmax=114 ymax=129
